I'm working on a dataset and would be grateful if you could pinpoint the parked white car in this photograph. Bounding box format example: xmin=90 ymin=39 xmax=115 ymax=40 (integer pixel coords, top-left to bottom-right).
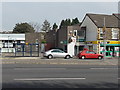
xmin=43 ymin=49 xmax=72 ymax=59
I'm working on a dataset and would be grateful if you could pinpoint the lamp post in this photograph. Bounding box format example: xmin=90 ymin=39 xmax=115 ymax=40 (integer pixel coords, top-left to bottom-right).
xmin=103 ymin=17 xmax=106 ymax=59
xmin=76 ymin=36 xmax=79 ymax=55
xmin=8 ymin=36 xmax=10 ymax=52
xmin=13 ymin=39 xmax=16 ymax=53
xmin=53 ymin=33 xmax=56 ymax=48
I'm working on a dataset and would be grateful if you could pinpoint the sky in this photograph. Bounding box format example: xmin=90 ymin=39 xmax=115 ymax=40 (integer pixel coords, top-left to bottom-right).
xmin=0 ymin=1 xmax=119 ymax=31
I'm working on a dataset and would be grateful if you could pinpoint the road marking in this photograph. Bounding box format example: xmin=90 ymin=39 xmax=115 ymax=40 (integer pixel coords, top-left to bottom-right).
xmin=90 ymin=68 xmax=118 ymax=70
xmin=14 ymin=78 xmax=86 ymax=81
xmin=14 ymin=68 xmax=66 ymax=70
xmin=117 ymin=78 xmax=120 ymax=79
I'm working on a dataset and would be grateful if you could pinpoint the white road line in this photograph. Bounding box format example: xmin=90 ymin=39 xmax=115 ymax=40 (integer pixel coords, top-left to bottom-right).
xmin=90 ymin=68 xmax=118 ymax=70
xmin=14 ymin=78 xmax=86 ymax=81
xmin=117 ymin=78 xmax=120 ymax=79
xmin=14 ymin=68 xmax=66 ymax=70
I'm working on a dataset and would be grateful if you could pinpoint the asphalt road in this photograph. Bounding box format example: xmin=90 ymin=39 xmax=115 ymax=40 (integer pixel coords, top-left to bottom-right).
xmin=2 ymin=64 xmax=119 ymax=89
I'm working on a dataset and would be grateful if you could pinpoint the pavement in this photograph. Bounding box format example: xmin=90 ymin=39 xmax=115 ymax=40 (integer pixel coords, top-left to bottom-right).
xmin=0 ymin=56 xmax=119 ymax=65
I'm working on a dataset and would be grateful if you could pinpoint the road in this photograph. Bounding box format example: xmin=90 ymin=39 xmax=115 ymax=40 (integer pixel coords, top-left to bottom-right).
xmin=2 ymin=63 xmax=119 ymax=89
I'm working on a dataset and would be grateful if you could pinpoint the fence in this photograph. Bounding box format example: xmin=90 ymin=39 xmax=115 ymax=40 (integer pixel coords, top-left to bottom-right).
xmin=15 ymin=43 xmax=39 ymax=57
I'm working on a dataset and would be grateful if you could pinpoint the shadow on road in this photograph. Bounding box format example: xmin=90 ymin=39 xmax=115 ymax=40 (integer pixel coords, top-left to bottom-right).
xmin=2 ymin=81 xmax=119 ymax=89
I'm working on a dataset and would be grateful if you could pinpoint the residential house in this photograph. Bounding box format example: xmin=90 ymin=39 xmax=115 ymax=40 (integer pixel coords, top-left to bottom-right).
xmin=81 ymin=13 xmax=120 ymax=57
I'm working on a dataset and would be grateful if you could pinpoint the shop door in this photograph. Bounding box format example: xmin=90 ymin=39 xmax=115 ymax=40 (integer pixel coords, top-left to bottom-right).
xmin=106 ymin=46 xmax=114 ymax=57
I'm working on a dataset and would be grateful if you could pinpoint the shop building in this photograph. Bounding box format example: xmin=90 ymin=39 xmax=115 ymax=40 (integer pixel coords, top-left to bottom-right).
xmin=81 ymin=13 xmax=120 ymax=57
xmin=0 ymin=34 xmax=25 ymax=52
xmin=57 ymin=24 xmax=86 ymax=56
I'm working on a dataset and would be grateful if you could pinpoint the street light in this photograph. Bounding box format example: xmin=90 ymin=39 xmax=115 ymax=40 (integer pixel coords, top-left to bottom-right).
xmin=8 ymin=36 xmax=10 ymax=52
xmin=53 ymin=33 xmax=56 ymax=48
xmin=103 ymin=17 xmax=106 ymax=59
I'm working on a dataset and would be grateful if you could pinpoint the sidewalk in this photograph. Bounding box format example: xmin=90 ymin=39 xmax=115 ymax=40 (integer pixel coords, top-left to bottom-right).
xmin=1 ymin=52 xmax=119 ymax=65
xmin=1 ymin=56 xmax=118 ymax=65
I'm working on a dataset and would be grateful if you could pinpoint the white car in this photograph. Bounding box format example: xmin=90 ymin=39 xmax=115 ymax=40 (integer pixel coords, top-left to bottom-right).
xmin=43 ymin=49 xmax=72 ymax=59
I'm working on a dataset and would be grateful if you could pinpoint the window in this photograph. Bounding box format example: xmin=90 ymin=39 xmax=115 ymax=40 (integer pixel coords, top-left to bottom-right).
xmin=51 ymin=50 xmax=64 ymax=53
xmin=89 ymin=51 xmax=95 ymax=54
xmin=86 ymin=51 xmax=95 ymax=54
xmin=86 ymin=51 xmax=90 ymax=53
xmin=100 ymin=28 xmax=103 ymax=34
xmin=100 ymin=34 xmax=103 ymax=39
xmin=74 ymin=30 xmax=77 ymax=36
xmin=77 ymin=30 xmax=85 ymax=37
xmin=99 ymin=28 xmax=104 ymax=39
xmin=51 ymin=50 xmax=59 ymax=53
xmin=112 ymin=29 xmax=119 ymax=39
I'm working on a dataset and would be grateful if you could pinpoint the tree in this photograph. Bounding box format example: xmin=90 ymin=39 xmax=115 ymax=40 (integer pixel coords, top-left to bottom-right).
xmin=67 ymin=19 xmax=71 ymax=26
xmin=13 ymin=22 xmax=35 ymax=33
xmin=41 ymin=20 xmax=51 ymax=32
xmin=71 ymin=17 xmax=80 ymax=25
xmin=59 ymin=20 xmax=65 ymax=28
xmin=59 ymin=18 xmax=72 ymax=28
xmin=52 ymin=23 xmax=58 ymax=30
xmin=65 ymin=19 xmax=71 ymax=26
xmin=29 ymin=22 xmax=41 ymax=32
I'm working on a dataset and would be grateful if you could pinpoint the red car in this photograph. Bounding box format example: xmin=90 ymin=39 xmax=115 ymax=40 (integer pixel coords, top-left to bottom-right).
xmin=78 ymin=48 xmax=103 ymax=59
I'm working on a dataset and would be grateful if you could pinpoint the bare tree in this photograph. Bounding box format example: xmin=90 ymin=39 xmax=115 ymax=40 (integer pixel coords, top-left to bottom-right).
xmin=29 ymin=22 xmax=41 ymax=32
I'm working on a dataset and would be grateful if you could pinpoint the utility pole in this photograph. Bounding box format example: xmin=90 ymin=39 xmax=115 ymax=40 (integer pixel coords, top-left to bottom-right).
xmin=8 ymin=36 xmax=10 ymax=53
xmin=103 ymin=17 xmax=106 ymax=59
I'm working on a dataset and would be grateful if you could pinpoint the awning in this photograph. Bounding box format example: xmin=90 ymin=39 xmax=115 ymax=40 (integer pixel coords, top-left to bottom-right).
xmin=100 ymin=44 xmax=120 ymax=46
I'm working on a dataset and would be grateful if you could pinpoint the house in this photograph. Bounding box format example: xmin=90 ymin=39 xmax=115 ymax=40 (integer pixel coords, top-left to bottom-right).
xmin=81 ymin=13 xmax=120 ymax=57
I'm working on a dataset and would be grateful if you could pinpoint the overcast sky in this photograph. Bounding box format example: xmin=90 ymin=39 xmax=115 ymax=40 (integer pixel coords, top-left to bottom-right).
xmin=1 ymin=2 xmax=119 ymax=31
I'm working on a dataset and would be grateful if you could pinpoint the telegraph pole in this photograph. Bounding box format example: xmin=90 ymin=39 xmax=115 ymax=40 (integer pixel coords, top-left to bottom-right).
xmin=103 ymin=17 xmax=106 ymax=59
xmin=8 ymin=36 xmax=10 ymax=52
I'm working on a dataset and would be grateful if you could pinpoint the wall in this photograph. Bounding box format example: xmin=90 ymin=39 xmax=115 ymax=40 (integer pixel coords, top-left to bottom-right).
xmin=45 ymin=30 xmax=56 ymax=49
xmin=57 ymin=27 xmax=67 ymax=50
xmin=81 ymin=16 xmax=98 ymax=41
xmin=81 ymin=16 xmax=99 ymax=52
xmin=25 ymin=33 xmax=42 ymax=44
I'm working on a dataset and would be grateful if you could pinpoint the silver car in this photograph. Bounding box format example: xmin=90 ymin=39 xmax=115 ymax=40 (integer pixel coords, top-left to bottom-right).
xmin=43 ymin=49 xmax=72 ymax=59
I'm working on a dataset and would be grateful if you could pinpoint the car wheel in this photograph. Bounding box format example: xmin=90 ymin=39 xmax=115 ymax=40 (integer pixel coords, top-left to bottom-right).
xmin=81 ymin=56 xmax=85 ymax=59
xmin=65 ymin=55 xmax=70 ymax=59
xmin=98 ymin=56 xmax=102 ymax=59
xmin=48 ymin=55 xmax=53 ymax=59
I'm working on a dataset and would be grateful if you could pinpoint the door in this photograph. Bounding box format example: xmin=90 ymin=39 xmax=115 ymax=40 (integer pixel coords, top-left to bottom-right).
xmin=85 ymin=51 xmax=92 ymax=58
xmin=57 ymin=50 xmax=66 ymax=57
xmin=86 ymin=51 xmax=97 ymax=58
xmin=51 ymin=50 xmax=59 ymax=57
xmin=51 ymin=50 xmax=65 ymax=58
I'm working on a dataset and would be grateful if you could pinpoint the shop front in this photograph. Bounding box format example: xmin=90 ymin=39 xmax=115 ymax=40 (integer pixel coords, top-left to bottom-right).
xmin=100 ymin=44 xmax=120 ymax=57
xmin=86 ymin=41 xmax=120 ymax=57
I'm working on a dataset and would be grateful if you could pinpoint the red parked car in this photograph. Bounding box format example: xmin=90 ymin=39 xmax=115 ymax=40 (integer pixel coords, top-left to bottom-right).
xmin=78 ymin=48 xmax=103 ymax=59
